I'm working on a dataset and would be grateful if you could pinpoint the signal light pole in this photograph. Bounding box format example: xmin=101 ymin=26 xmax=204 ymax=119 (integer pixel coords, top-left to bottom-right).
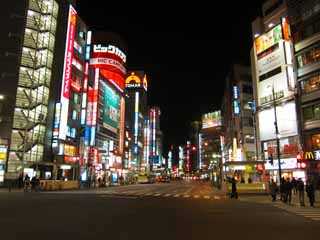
xmin=270 ymin=85 xmax=282 ymax=188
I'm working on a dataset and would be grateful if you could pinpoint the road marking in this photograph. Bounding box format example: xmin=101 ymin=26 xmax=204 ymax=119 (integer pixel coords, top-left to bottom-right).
xmin=144 ymin=193 xmax=153 ymax=196
xmin=183 ymin=195 xmax=190 ymax=198
xmin=100 ymin=195 xmax=137 ymax=199
xmin=174 ymin=194 xmax=180 ymax=198
xmin=194 ymin=195 xmax=200 ymax=198
xmin=214 ymin=196 xmax=221 ymax=200
xmin=164 ymin=194 xmax=171 ymax=197
xmin=204 ymin=196 xmax=210 ymax=199
xmin=154 ymin=193 xmax=161 ymax=197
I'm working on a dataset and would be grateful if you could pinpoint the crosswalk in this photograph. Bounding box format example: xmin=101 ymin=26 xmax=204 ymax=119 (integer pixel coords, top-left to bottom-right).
xmin=273 ymin=203 xmax=320 ymax=221
xmin=101 ymin=190 xmax=226 ymax=200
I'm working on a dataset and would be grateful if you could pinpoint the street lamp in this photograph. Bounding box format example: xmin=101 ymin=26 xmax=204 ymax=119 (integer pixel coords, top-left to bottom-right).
xmin=267 ymin=85 xmax=282 ymax=188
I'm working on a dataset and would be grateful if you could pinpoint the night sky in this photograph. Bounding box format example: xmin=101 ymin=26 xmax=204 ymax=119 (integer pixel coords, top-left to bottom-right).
xmin=76 ymin=1 xmax=264 ymax=153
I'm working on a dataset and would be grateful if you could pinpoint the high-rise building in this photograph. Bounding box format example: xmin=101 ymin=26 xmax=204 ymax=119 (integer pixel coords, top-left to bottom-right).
xmin=199 ymin=111 xmax=223 ymax=183
xmin=84 ymin=32 xmax=127 ymax=183
xmin=124 ymin=71 xmax=149 ymax=172
xmin=0 ymin=0 xmax=84 ymax=180
xmin=149 ymin=106 xmax=162 ymax=169
xmin=287 ymin=0 xmax=320 ymax=181
xmin=189 ymin=121 xmax=201 ymax=172
xmin=221 ymin=64 xmax=258 ymax=182
xmin=251 ymin=0 xmax=302 ymax=182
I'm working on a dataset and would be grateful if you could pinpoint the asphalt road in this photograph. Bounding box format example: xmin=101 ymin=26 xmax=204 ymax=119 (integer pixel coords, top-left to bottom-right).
xmin=0 ymin=181 xmax=319 ymax=240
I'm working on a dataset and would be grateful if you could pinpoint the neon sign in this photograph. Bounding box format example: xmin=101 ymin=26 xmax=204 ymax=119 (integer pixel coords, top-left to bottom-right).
xmin=59 ymin=5 xmax=77 ymax=140
xmin=93 ymin=44 xmax=126 ymax=63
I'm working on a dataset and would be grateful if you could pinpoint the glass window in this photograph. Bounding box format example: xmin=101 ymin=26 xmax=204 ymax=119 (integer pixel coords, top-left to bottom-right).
xmin=74 ymin=93 xmax=79 ymax=104
xmin=71 ymin=128 xmax=76 ymax=138
xmin=296 ymin=43 xmax=320 ymax=68
xmin=311 ymin=134 xmax=320 ymax=149
xmin=72 ymin=110 xmax=77 ymax=120
xmin=303 ymin=104 xmax=320 ymax=121
xmin=300 ymin=74 xmax=320 ymax=93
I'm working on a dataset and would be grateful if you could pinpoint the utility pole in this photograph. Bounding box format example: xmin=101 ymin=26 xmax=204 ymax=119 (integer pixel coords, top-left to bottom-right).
xmin=271 ymin=86 xmax=282 ymax=188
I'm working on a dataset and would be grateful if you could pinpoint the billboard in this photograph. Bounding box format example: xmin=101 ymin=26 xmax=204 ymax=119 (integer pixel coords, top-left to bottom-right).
xmin=202 ymin=111 xmax=222 ymax=129
xmin=59 ymin=5 xmax=77 ymax=140
xmin=257 ymin=47 xmax=286 ymax=77
xmin=255 ymin=24 xmax=282 ymax=55
xmin=258 ymin=101 xmax=298 ymax=141
xmin=103 ymin=84 xmax=120 ymax=133
xmin=90 ymin=44 xmax=126 ymax=76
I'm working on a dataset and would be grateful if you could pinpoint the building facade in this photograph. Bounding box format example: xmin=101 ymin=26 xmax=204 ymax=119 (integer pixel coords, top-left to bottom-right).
xmin=251 ymin=0 xmax=303 ymax=182
xmin=287 ymin=0 xmax=320 ymax=181
xmin=124 ymin=71 xmax=149 ymax=172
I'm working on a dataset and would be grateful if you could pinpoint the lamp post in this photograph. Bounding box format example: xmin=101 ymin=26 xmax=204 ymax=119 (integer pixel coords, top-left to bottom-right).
xmin=269 ymin=85 xmax=282 ymax=187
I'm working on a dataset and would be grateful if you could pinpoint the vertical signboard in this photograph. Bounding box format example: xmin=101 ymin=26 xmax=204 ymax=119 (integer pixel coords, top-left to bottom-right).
xmin=59 ymin=5 xmax=77 ymax=140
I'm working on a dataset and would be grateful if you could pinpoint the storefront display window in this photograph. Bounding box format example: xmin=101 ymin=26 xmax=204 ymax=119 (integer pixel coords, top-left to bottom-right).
xmin=300 ymin=74 xmax=320 ymax=94
xmin=311 ymin=134 xmax=320 ymax=149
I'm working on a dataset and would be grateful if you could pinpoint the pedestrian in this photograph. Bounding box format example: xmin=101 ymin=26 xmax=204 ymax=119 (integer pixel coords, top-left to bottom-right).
xmin=230 ymin=177 xmax=238 ymax=199
xmin=297 ymin=178 xmax=305 ymax=207
xmin=18 ymin=173 xmax=24 ymax=189
xmin=280 ymin=177 xmax=285 ymax=201
xmin=284 ymin=178 xmax=293 ymax=204
xmin=24 ymin=174 xmax=30 ymax=192
xmin=269 ymin=179 xmax=277 ymax=202
xmin=292 ymin=177 xmax=297 ymax=195
xmin=248 ymin=177 xmax=252 ymax=184
xmin=306 ymin=177 xmax=315 ymax=207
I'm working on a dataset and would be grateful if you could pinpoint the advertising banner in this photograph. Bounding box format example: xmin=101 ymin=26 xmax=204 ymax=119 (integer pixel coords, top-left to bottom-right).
xmin=257 ymin=47 xmax=286 ymax=76
xmin=255 ymin=24 xmax=282 ymax=55
xmin=103 ymin=85 xmax=120 ymax=133
xmin=59 ymin=5 xmax=77 ymax=140
xmin=258 ymin=101 xmax=298 ymax=141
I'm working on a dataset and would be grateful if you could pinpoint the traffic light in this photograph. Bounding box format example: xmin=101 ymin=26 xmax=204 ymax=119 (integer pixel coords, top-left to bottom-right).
xmin=296 ymin=153 xmax=306 ymax=169
xmin=268 ymin=153 xmax=273 ymax=165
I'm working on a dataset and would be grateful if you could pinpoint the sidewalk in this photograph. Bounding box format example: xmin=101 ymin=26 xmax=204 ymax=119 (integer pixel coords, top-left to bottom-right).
xmin=240 ymin=190 xmax=320 ymax=208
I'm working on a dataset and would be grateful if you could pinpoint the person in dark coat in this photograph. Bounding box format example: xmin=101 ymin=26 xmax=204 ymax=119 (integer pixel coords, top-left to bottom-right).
xmin=269 ymin=179 xmax=277 ymax=201
xmin=285 ymin=178 xmax=293 ymax=204
xmin=306 ymin=178 xmax=315 ymax=207
xmin=17 ymin=173 xmax=24 ymax=189
xmin=297 ymin=178 xmax=305 ymax=206
xmin=230 ymin=177 xmax=238 ymax=199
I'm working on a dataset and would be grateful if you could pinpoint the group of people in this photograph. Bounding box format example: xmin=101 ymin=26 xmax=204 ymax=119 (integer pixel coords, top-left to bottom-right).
xmin=269 ymin=177 xmax=316 ymax=207
xmin=17 ymin=174 xmax=41 ymax=192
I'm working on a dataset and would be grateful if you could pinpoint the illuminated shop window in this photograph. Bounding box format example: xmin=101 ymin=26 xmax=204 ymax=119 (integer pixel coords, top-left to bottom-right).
xmin=64 ymin=144 xmax=77 ymax=156
xmin=300 ymin=74 xmax=320 ymax=94
xmin=311 ymin=134 xmax=320 ymax=149
xmin=297 ymin=43 xmax=320 ymax=68
xmin=74 ymin=93 xmax=79 ymax=104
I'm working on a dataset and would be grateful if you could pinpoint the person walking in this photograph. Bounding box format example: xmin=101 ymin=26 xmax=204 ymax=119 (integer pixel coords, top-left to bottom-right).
xmin=18 ymin=173 xmax=24 ymax=189
xmin=297 ymin=178 xmax=305 ymax=207
xmin=306 ymin=177 xmax=315 ymax=207
xmin=269 ymin=179 xmax=277 ymax=202
xmin=230 ymin=177 xmax=238 ymax=199
xmin=292 ymin=177 xmax=297 ymax=195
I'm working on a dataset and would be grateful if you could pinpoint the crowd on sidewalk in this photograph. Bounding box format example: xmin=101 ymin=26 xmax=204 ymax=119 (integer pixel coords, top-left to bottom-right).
xmin=269 ymin=176 xmax=317 ymax=207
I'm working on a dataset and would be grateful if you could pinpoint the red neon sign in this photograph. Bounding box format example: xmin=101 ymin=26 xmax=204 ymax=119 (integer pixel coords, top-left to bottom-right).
xmin=100 ymin=69 xmax=125 ymax=91
xmin=61 ymin=6 xmax=77 ymax=100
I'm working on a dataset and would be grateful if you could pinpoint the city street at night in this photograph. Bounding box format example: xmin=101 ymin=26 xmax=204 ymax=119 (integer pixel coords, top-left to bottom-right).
xmin=1 ymin=181 xmax=319 ymax=240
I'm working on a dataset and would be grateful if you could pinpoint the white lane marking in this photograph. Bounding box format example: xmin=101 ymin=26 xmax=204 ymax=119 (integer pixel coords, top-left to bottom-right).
xmin=194 ymin=195 xmax=200 ymax=199
xmin=174 ymin=194 xmax=180 ymax=198
xmin=183 ymin=195 xmax=190 ymax=198
xmin=204 ymin=196 xmax=210 ymax=199
xmin=154 ymin=193 xmax=161 ymax=197
xmin=100 ymin=195 xmax=137 ymax=199
xmin=164 ymin=194 xmax=171 ymax=197
xmin=144 ymin=193 xmax=153 ymax=196
xmin=214 ymin=196 xmax=221 ymax=200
